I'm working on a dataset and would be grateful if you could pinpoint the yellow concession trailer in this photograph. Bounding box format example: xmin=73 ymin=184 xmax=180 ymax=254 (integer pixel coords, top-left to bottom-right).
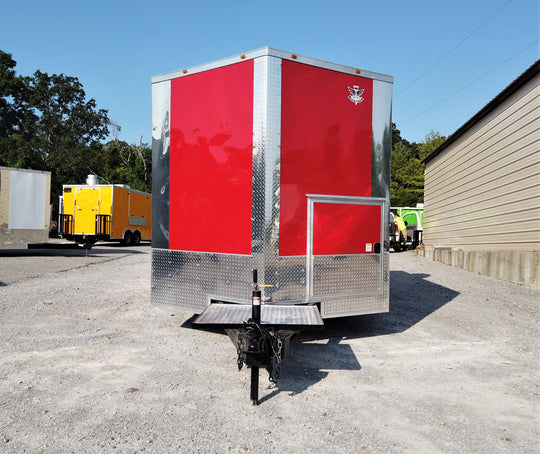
xmin=59 ymin=181 xmax=151 ymax=247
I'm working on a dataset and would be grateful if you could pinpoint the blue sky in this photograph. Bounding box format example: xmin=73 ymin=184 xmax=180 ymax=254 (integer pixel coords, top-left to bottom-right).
xmin=2 ymin=0 xmax=538 ymax=145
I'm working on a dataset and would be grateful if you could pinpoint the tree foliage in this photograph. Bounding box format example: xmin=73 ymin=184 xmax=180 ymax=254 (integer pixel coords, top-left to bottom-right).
xmin=417 ymin=130 xmax=446 ymax=162
xmin=95 ymin=139 xmax=152 ymax=193
xmin=0 ymin=50 xmax=151 ymax=212
xmin=0 ymin=51 xmax=29 ymax=168
xmin=390 ymin=124 xmax=445 ymax=207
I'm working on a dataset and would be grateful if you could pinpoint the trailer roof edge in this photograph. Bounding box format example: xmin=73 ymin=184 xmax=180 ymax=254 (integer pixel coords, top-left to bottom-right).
xmin=151 ymin=47 xmax=393 ymax=84
xmin=62 ymin=184 xmax=151 ymax=196
xmin=0 ymin=166 xmax=51 ymax=175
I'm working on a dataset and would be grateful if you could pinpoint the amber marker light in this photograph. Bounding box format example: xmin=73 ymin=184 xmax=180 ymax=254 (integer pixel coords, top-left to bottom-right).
xmin=290 ymin=54 xmax=298 ymax=59
xmin=182 ymin=69 xmax=188 ymax=74
xmin=355 ymin=69 xmax=361 ymax=74
xmin=240 ymin=54 xmax=247 ymax=59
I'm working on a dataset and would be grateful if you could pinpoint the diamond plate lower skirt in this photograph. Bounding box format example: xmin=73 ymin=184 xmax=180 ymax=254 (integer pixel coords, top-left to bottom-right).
xmin=151 ymin=248 xmax=389 ymax=318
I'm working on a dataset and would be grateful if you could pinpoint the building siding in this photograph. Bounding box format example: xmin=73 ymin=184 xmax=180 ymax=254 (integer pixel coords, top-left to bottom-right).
xmin=424 ymin=76 xmax=539 ymax=252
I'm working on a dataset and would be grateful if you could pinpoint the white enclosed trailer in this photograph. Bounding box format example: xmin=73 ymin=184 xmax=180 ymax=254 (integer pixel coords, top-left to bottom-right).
xmin=0 ymin=167 xmax=51 ymax=249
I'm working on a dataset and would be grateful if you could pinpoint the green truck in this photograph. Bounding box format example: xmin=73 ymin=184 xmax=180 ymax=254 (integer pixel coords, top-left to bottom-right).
xmin=389 ymin=205 xmax=424 ymax=251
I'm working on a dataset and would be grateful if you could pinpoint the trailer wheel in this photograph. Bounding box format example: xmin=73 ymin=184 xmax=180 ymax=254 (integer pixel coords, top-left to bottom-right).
xmin=132 ymin=231 xmax=141 ymax=246
xmin=123 ymin=230 xmax=133 ymax=246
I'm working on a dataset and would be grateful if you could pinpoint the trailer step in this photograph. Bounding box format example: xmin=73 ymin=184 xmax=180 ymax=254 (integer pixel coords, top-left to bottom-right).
xmin=192 ymin=304 xmax=324 ymax=330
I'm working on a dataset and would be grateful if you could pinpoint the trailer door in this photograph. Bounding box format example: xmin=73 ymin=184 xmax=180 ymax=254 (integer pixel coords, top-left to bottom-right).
xmin=73 ymin=187 xmax=100 ymax=235
xmin=306 ymin=195 xmax=386 ymax=307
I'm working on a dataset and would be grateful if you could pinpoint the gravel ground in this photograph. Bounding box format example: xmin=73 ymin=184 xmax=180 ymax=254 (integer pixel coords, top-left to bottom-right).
xmin=0 ymin=244 xmax=538 ymax=453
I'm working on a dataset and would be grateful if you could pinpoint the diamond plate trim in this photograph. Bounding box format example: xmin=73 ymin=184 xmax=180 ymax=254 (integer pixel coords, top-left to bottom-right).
xmin=151 ymin=249 xmax=253 ymax=313
xmin=320 ymin=253 xmax=389 ymax=318
xmin=312 ymin=254 xmax=383 ymax=297
xmin=193 ymin=304 xmax=323 ymax=327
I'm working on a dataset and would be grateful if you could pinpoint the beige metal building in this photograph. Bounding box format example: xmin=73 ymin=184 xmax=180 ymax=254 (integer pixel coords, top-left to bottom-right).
xmin=420 ymin=61 xmax=539 ymax=289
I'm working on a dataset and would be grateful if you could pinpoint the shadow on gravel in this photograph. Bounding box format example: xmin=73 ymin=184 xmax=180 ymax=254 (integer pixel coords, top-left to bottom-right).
xmin=257 ymin=338 xmax=361 ymax=403
xmin=183 ymin=270 xmax=460 ymax=401
xmin=271 ymin=270 xmax=461 ymax=397
xmin=297 ymin=269 xmax=461 ymax=343
xmin=0 ymin=243 xmax=149 ymax=258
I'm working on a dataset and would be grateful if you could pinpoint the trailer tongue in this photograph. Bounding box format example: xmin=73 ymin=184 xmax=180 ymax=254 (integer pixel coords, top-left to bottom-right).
xmin=193 ymin=270 xmax=323 ymax=405
xmin=193 ymin=301 xmax=323 ymax=332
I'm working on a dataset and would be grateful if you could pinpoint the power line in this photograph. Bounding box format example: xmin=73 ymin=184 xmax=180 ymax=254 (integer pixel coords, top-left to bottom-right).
xmin=396 ymin=0 xmax=514 ymax=98
xmin=401 ymin=40 xmax=538 ymax=126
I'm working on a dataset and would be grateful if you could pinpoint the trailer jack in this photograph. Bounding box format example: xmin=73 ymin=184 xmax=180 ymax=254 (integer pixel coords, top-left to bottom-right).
xmin=236 ymin=271 xmax=283 ymax=404
xmin=192 ymin=270 xmax=324 ymax=405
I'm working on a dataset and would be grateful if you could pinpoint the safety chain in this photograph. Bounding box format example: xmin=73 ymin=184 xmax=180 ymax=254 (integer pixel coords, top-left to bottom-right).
xmin=266 ymin=328 xmax=282 ymax=383
xmin=236 ymin=330 xmax=246 ymax=371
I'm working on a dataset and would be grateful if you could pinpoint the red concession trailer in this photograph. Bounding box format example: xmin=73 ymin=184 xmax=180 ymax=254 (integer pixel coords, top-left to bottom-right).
xmin=151 ymin=48 xmax=393 ymax=402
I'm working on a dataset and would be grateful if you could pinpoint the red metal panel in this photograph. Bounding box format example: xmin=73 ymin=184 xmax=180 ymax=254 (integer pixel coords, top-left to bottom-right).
xmin=313 ymin=203 xmax=381 ymax=255
xmin=280 ymin=60 xmax=374 ymax=256
xmin=169 ymin=61 xmax=254 ymax=254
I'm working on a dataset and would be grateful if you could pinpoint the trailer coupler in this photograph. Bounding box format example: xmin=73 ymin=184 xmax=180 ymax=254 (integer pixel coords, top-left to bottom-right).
xmin=236 ymin=317 xmax=283 ymax=383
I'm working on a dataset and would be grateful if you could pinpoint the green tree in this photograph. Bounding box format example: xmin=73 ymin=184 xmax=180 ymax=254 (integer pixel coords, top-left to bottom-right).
xmin=1 ymin=49 xmax=154 ymax=224
xmin=95 ymin=139 xmax=152 ymax=193
xmin=0 ymin=51 xmax=32 ymax=167
xmin=392 ymin=122 xmax=412 ymax=149
xmin=418 ymin=130 xmax=446 ymax=161
xmin=391 ymin=124 xmax=420 ymax=206
xmin=25 ymin=70 xmax=110 ymax=200
xmin=390 ymin=124 xmax=446 ymax=207
xmin=0 ymin=50 xmax=112 ymax=206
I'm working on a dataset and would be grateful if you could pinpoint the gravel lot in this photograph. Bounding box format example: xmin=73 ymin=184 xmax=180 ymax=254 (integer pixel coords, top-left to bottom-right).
xmin=0 ymin=243 xmax=538 ymax=453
